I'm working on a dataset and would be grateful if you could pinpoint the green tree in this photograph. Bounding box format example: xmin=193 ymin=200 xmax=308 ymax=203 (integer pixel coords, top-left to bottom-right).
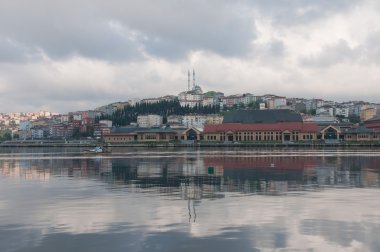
xmin=0 ymin=130 xmax=12 ymax=141
xmin=100 ymin=100 xmax=221 ymax=126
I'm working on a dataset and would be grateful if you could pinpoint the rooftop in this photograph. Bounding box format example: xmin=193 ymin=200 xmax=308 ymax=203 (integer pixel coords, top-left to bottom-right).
xmin=223 ymin=109 xmax=303 ymax=124
xmin=204 ymin=122 xmax=318 ymax=133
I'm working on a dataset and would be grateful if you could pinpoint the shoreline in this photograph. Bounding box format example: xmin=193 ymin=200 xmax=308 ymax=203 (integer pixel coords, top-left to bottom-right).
xmin=1 ymin=142 xmax=380 ymax=148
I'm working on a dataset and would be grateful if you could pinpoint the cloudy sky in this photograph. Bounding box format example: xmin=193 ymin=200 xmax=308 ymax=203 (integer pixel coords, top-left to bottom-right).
xmin=1 ymin=0 xmax=380 ymax=113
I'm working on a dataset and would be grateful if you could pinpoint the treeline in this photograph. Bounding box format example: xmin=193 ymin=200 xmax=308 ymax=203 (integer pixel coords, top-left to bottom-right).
xmin=99 ymin=100 xmax=220 ymax=126
xmin=0 ymin=130 xmax=12 ymax=142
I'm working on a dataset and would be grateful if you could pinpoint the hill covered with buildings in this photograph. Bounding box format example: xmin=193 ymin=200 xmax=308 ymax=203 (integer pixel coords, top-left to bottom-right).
xmin=0 ymin=71 xmax=379 ymax=143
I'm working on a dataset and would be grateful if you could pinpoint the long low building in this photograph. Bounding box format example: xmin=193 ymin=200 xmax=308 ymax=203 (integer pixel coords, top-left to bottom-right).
xmin=204 ymin=122 xmax=318 ymax=142
xmin=204 ymin=109 xmax=318 ymax=142
xmin=103 ymin=127 xmax=203 ymax=143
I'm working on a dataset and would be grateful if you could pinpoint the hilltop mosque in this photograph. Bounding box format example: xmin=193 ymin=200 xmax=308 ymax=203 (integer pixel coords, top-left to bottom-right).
xmin=178 ymin=69 xmax=204 ymax=108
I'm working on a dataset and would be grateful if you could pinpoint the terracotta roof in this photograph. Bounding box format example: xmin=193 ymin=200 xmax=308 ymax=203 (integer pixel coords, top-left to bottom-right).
xmin=204 ymin=122 xmax=318 ymax=133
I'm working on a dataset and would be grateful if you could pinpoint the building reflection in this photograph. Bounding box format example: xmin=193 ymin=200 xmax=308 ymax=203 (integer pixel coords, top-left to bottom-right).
xmin=1 ymin=154 xmax=379 ymax=197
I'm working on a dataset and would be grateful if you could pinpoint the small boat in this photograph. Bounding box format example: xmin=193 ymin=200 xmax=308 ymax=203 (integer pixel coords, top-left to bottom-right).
xmin=82 ymin=146 xmax=110 ymax=155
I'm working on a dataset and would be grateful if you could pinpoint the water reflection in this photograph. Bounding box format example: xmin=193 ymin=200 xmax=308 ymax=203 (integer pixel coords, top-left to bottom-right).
xmin=0 ymin=148 xmax=380 ymax=251
xmin=1 ymin=150 xmax=379 ymax=195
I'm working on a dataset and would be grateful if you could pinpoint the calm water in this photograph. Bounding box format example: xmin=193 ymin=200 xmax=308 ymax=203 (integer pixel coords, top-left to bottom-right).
xmin=0 ymin=147 xmax=380 ymax=252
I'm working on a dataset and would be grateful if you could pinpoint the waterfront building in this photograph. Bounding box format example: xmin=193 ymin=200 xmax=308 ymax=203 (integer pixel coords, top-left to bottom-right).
xmin=344 ymin=126 xmax=380 ymax=141
xmin=364 ymin=116 xmax=380 ymax=130
xmin=103 ymin=126 xmax=203 ymax=143
xmin=19 ymin=121 xmax=32 ymax=131
xmin=203 ymin=110 xmax=318 ymax=142
xmin=50 ymin=123 xmax=74 ymax=139
xmin=31 ymin=126 xmax=49 ymax=139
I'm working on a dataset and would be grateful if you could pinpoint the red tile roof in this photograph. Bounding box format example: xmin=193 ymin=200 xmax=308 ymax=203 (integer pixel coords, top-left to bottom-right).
xmin=204 ymin=122 xmax=318 ymax=133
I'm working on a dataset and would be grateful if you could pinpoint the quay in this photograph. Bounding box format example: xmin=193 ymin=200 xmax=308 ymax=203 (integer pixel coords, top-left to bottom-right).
xmin=1 ymin=140 xmax=380 ymax=148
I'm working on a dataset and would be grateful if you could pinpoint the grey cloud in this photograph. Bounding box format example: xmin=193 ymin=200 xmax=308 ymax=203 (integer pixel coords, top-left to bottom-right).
xmin=0 ymin=0 xmax=257 ymax=62
xmin=300 ymin=32 xmax=380 ymax=68
xmin=0 ymin=0 xmax=365 ymax=63
xmin=0 ymin=37 xmax=42 ymax=63
xmin=142 ymin=37 xmax=189 ymax=61
xmin=0 ymin=1 xmax=143 ymax=62
xmin=253 ymin=39 xmax=286 ymax=58
xmin=246 ymin=0 xmax=360 ymax=26
xmin=104 ymin=0 xmax=257 ymax=58
xmin=300 ymin=39 xmax=360 ymax=67
xmin=365 ymin=31 xmax=380 ymax=64
xmin=104 ymin=0 xmax=257 ymax=59
xmin=0 ymin=0 xmax=379 ymax=113
xmin=268 ymin=40 xmax=285 ymax=57
xmin=0 ymin=65 xmax=126 ymax=112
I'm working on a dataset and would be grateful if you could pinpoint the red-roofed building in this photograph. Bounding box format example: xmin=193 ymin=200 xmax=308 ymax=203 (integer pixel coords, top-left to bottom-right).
xmin=204 ymin=122 xmax=318 ymax=142
xmin=365 ymin=116 xmax=380 ymax=130
xmin=205 ymin=109 xmax=318 ymax=142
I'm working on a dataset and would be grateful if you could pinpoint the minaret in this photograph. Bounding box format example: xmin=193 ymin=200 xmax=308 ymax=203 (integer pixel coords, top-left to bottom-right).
xmin=193 ymin=69 xmax=195 ymax=90
xmin=188 ymin=70 xmax=190 ymax=91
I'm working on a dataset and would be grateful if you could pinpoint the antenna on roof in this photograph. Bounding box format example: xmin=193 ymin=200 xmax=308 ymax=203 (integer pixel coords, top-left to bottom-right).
xmin=188 ymin=70 xmax=190 ymax=91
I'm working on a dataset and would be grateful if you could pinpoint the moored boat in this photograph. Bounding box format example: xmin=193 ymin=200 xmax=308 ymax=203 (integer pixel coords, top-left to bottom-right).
xmin=82 ymin=146 xmax=111 ymax=155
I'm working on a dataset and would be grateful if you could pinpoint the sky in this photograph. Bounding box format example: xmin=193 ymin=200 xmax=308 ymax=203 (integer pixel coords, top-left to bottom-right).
xmin=0 ymin=0 xmax=380 ymax=113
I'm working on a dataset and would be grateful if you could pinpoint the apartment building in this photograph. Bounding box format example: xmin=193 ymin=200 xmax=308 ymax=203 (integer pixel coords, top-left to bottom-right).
xmin=137 ymin=115 xmax=163 ymax=128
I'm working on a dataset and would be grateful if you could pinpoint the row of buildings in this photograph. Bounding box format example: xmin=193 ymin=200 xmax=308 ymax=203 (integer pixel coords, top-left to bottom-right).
xmin=1 ymin=70 xmax=380 ymax=141
xmin=103 ymin=110 xmax=380 ymax=144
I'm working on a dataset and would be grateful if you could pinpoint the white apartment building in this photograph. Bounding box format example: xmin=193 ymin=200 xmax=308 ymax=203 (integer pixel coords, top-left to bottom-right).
xmin=262 ymin=95 xmax=286 ymax=109
xmin=72 ymin=114 xmax=82 ymax=121
xmin=19 ymin=121 xmax=32 ymax=131
xmin=182 ymin=114 xmax=223 ymax=129
xmin=99 ymin=120 xmax=113 ymax=128
xmin=182 ymin=115 xmax=207 ymax=129
xmin=221 ymin=93 xmax=255 ymax=108
xmin=206 ymin=115 xmax=224 ymax=125
xmin=167 ymin=115 xmax=183 ymax=124
xmin=202 ymin=96 xmax=218 ymax=106
xmin=316 ymin=106 xmax=334 ymax=116
xmin=140 ymin=98 xmax=161 ymax=104
xmin=31 ymin=127 xmax=46 ymax=139
xmin=334 ymin=107 xmax=349 ymax=118
xmin=61 ymin=115 xmax=69 ymax=122
xmin=137 ymin=115 xmax=163 ymax=128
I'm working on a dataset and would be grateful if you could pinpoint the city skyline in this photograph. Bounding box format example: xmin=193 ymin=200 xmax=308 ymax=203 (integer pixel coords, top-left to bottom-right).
xmin=1 ymin=1 xmax=380 ymax=113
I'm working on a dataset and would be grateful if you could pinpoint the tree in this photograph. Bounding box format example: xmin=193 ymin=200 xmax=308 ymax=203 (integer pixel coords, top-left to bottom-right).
xmin=100 ymin=100 xmax=221 ymax=126
xmin=348 ymin=115 xmax=360 ymax=124
xmin=0 ymin=130 xmax=12 ymax=141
